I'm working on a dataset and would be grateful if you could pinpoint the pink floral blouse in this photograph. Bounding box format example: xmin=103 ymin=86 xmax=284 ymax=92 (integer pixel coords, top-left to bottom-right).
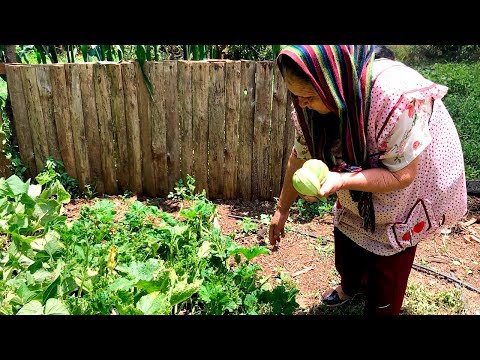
xmin=293 ymin=98 xmax=433 ymax=172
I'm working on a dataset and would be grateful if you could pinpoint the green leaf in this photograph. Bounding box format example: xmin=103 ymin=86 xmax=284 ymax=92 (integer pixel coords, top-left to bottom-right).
xmin=61 ymin=277 xmax=78 ymax=296
xmin=17 ymin=283 xmax=37 ymax=303
xmin=17 ymin=300 xmax=44 ymax=315
xmin=42 ymin=276 xmax=60 ymax=303
xmin=170 ymin=278 xmax=202 ymax=306
xmin=45 ymin=238 xmax=65 ymax=257
xmin=229 ymin=245 xmax=270 ymax=262
xmin=197 ymin=241 xmax=212 ymax=259
xmin=136 ymin=291 xmax=170 ymax=315
xmin=6 ymin=175 xmax=29 ymax=197
xmin=80 ymin=45 xmax=89 ymax=62
xmin=32 ymin=268 xmax=52 ymax=283
xmin=108 ymin=277 xmax=137 ymax=292
xmin=44 ymin=298 xmax=69 ymax=315
xmin=117 ymin=259 xmax=162 ymax=281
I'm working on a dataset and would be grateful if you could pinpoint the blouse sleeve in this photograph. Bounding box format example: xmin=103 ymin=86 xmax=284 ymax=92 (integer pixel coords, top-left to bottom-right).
xmin=379 ymin=98 xmax=433 ymax=172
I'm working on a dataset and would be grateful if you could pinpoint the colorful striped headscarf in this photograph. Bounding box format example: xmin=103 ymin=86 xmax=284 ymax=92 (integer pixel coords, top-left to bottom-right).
xmin=277 ymin=45 xmax=376 ymax=232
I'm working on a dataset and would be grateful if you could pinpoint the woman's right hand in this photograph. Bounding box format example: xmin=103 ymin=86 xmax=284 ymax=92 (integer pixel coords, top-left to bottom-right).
xmin=269 ymin=208 xmax=289 ymax=246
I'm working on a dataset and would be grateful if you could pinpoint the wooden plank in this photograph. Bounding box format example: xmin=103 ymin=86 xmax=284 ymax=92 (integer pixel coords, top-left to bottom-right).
xmin=252 ymin=61 xmax=273 ymax=200
xmin=106 ymin=63 xmax=128 ymax=194
xmin=270 ymin=65 xmax=288 ymax=198
xmin=50 ymin=64 xmax=77 ymax=180
xmin=65 ymin=64 xmax=90 ymax=190
xmin=122 ymin=61 xmax=143 ymax=195
xmin=177 ymin=61 xmax=194 ymax=183
xmin=80 ymin=63 xmax=104 ymax=194
xmin=93 ymin=63 xmax=117 ymax=194
xmin=137 ymin=61 xmax=155 ymax=196
xmin=5 ymin=64 xmax=36 ymax=178
xmin=164 ymin=61 xmax=180 ymax=192
xmin=281 ymin=93 xmax=295 ymax=186
xmin=207 ymin=62 xmax=226 ymax=199
xmin=237 ymin=61 xmax=256 ymax=200
xmin=192 ymin=62 xmax=209 ymax=196
xmin=223 ymin=61 xmax=241 ymax=199
xmin=149 ymin=62 xmax=168 ymax=196
xmin=36 ymin=65 xmax=61 ymax=161
xmin=21 ymin=65 xmax=49 ymax=173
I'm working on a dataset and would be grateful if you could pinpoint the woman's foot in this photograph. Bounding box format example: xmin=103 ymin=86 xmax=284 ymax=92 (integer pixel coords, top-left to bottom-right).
xmin=321 ymin=285 xmax=352 ymax=307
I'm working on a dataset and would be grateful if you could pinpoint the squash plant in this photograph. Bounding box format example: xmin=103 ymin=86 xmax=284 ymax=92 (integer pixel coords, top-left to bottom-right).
xmin=0 ymin=174 xmax=299 ymax=315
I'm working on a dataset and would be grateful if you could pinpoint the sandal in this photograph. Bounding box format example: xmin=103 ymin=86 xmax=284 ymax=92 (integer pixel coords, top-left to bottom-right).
xmin=322 ymin=289 xmax=352 ymax=307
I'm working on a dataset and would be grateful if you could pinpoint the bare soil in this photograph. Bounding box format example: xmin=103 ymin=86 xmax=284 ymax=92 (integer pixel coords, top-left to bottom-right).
xmin=64 ymin=194 xmax=480 ymax=315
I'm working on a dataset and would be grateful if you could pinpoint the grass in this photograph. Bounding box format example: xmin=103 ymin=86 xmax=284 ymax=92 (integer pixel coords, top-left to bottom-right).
xmin=415 ymin=62 xmax=480 ymax=180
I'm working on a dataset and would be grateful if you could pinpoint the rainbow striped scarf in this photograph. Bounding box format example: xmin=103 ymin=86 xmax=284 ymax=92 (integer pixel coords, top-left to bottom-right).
xmin=278 ymin=45 xmax=376 ymax=233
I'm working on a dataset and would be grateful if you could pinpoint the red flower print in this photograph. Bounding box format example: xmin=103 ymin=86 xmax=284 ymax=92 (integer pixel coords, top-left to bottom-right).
xmin=413 ymin=221 xmax=425 ymax=233
xmin=412 ymin=140 xmax=420 ymax=150
xmin=401 ymin=221 xmax=426 ymax=241
xmin=379 ymin=141 xmax=388 ymax=152
xmin=406 ymin=102 xmax=415 ymax=118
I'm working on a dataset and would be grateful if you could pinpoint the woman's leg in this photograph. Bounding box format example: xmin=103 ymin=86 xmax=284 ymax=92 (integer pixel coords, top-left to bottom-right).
xmin=332 ymin=227 xmax=369 ymax=297
xmin=365 ymin=245 xmax=417 ymax=316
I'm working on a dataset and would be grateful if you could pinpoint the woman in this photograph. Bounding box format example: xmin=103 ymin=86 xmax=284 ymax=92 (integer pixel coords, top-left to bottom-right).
xmin=269 ymin=45 xmax=467 ymax=316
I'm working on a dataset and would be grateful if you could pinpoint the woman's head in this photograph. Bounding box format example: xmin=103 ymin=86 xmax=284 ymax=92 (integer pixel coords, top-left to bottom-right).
xmin=279 ymin=55 xmax=331 ymax=114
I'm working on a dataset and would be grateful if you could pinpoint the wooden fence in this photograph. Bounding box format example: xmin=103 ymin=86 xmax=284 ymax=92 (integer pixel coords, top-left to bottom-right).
xmin=5 ymin=60 xmax=295 ymax=200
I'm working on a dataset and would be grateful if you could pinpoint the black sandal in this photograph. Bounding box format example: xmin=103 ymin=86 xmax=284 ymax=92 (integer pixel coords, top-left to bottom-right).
xmin=322 ymin=289 xmax=351 ymax=307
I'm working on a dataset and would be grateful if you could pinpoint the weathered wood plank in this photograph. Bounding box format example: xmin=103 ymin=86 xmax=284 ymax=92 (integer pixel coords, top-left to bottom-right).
xmin=164 ymin=61 xmax=180 ymax=192
xmin=270 ymin=65 xmax=288 ymax=198
xmin=207 ymin=62 xmax=226 ymax=199
xmin=49 ymin=64 xmax=77 ymax=180
xmin=80 ymin=63 xmax=104 ymax=194
xmin=122 ymin=61 xmax=143 ymax=194
xmin=137 ymin=62 xmax=154 ymax=196
xmin=93 ymin=63 xmax=117 ymax=194
xmin=224 ymin=61 xmax=241 ymax=199
xmin=65 ymin=64 xmax=90 ymax=190
xmin=36 ymin=65 xmax=61 ymax=161
xmin=106 ymin=63 xmax=128 ymax=194
xmin=252 ymin=61 xmax=273 ymax=200
xmin=237 ymin=61 xmax=256 ymax=200
xmin=192 ymin=62 xmax=209 ymax=195
xmin=178 ymin=61 xmax=194 ymax=183
xmin=21 ymin=65 xmax=49 ymax=173
xmin=5 ymin=64 xmax=36 ymax=178
xmin=149 ymin=62 xmax=168 ymax=196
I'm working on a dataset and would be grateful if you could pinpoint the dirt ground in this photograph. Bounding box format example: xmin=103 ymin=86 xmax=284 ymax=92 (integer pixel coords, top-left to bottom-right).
xmin=64 ymin=194 xmax=480 ymax=315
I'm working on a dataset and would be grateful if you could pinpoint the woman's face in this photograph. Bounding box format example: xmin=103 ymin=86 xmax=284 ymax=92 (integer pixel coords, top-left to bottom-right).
xmin=285 ymin=72 xmax=331 ymax=114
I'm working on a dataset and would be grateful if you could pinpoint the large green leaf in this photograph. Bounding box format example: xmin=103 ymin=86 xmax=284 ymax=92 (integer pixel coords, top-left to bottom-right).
xmin=136 ymin=292 xmax=170 ymax=315
xmin=6 ymin=175 xmax=29 ymax=197
xmin=44 ymin=298 xmax=69 ymax=315
xmin=170 ymin=278 xmax=202 ymax=306
xmin=17 ymin=300 xmax=44 ymax=315
xmin=108 ymin=277 xmax=136 ymax=292
xmin=117 ymin=258 xmax=162 ymax=282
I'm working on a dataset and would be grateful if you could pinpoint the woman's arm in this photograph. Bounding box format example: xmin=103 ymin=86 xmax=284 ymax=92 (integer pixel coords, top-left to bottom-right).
xmin=318 ymin=156 xmax=420 ymax=197
xmin=269 ymin=148 xmax=305 ymax=245
xmin=276 ymin=148 xmax=306 ymax=212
